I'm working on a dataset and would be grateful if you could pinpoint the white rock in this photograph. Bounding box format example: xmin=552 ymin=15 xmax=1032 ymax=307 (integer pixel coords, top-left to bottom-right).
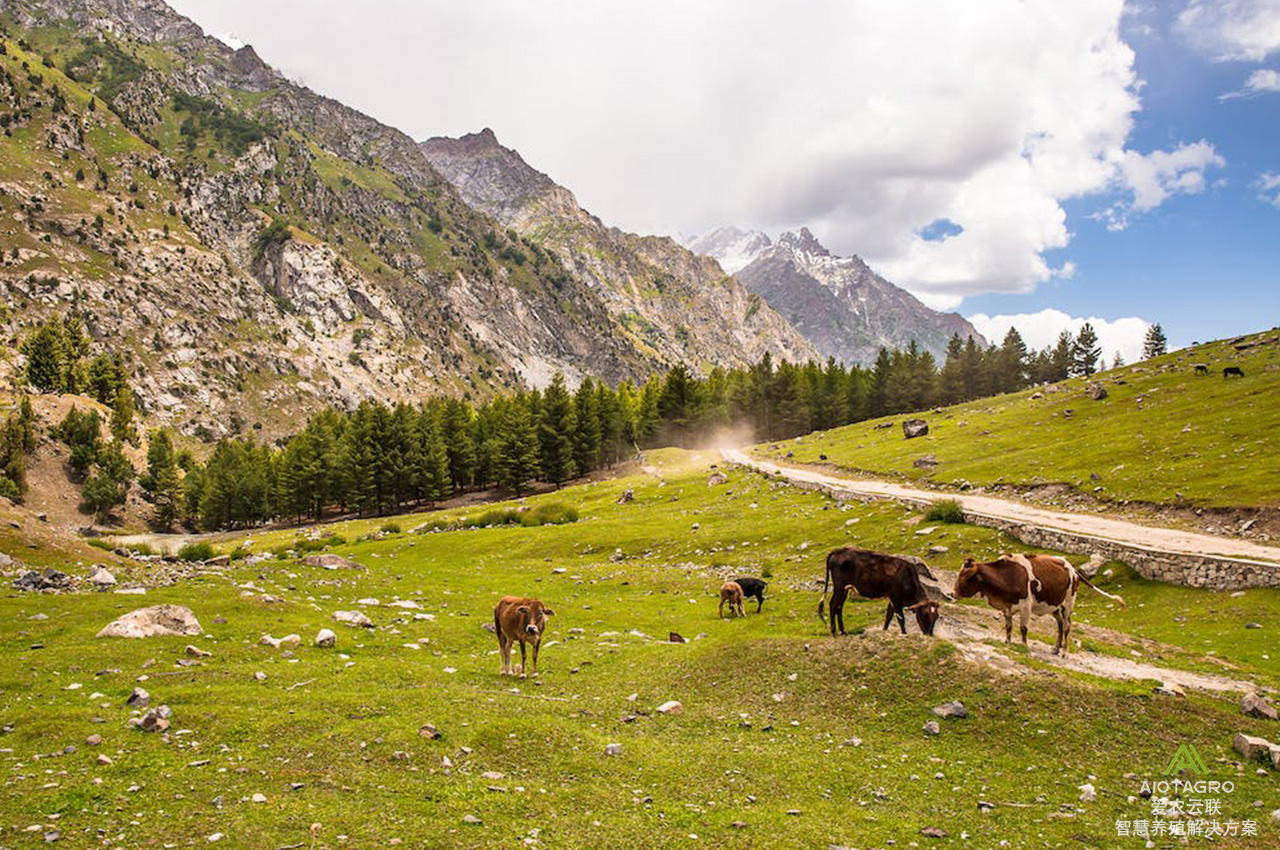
xmin=97 ymin=605 xmax=202 ymax=638
xmin=315 ymin=628 xmax=337 ymax=648
xmin=333 ymin=610 xmax=374 ymax=628
xmin=1078 ymin=783 xmax=1096 ymax=803
xmin=657 ymin=700 xmax=683 ymax=715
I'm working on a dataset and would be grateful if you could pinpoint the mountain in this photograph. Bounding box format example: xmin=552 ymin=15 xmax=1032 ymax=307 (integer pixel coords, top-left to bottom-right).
xmin=683 ymin=226 xmax=772 ymax=274
xmin=696 ymin=227 xmax=984 ymax=365
xmin=419 ymin=131 xmax=816 ymax=370
xmin=0 ymin=0 xmax=808 ymax=444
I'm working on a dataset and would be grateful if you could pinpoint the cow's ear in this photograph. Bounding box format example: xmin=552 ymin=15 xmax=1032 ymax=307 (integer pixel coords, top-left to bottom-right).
xmin=542 ymin=608 xmax=554 ymax=617
xmin=516 ymin=605 xmax=530 ymax=615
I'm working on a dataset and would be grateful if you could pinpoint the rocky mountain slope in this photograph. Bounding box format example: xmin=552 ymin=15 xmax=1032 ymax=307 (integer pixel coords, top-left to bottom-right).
xmin=0 ymin=0 xmax=809 ymax=444
xmin=420 ymin=130 xmax=816 ymax=370
xmin=692 ymin=227 xmax=984 ymax=365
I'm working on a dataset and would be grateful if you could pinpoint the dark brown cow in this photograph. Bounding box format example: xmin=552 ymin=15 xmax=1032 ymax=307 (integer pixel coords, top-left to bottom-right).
xmin=953 ymin=554 xmax=1126 ymax=654
xmin=719 ymin=581 xmax=745 ymax=618
xmin=817 ymin=547 xmax=941 ymax=637
xmin=493 ymin=596 xmax=554 ymax=677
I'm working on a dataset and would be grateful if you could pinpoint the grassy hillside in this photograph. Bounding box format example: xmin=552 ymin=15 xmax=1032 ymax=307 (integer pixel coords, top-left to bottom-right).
xmin=2 ymin=451 xmax=1275 ymax=848
xmin=757 ymin=328 xmax=1280 ymax=511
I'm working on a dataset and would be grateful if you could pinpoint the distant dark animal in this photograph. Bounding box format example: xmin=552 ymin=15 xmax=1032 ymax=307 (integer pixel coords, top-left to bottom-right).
xmin=494 ymin=596 xmax=554 ymax=677
xmin=1223 ymin=366 xmax=1244 ymax=378
xmin=817 ymin=547 xmax=941 ymax=637
xmin=1193 ymin=364 xmax=1208 ymax=374
xmin=731 ymin=577 xmax=768 ymax=613
xmin=719 ymin=581 xmax=745 ymax=619
xmin=953 ymin=554 xmax=1125 ymax=655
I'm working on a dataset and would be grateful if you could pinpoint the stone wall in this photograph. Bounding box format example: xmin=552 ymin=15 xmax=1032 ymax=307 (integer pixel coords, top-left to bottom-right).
xmin=760 ymin=471 xmax=1280 ymax=591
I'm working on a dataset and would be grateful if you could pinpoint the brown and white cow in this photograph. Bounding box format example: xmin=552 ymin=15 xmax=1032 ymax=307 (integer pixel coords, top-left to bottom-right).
xmin=953 ymin=554 xmax=1126 ymax=654
xmin=719 ymin=581 xmax=746 ymax=619
xmin=493 ymin=596 xmax=554 ymax=676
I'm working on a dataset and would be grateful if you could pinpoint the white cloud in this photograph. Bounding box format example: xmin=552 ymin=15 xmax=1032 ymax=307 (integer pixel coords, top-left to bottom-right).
xmin=1096 ymin=141 xmax=1224 ymax=229
xmin=1220 ymin=67 xmax=1280 ymax=99
xmin=167 ymin=0 xmax=1222 ymax=304
xmin=1178 ymin=0 xmax=1280 ymax=62
xmin=1255 ymin=171 xmax=1280 ymax=206
xmin=968 ymin=309 xmax=1152 ymax=365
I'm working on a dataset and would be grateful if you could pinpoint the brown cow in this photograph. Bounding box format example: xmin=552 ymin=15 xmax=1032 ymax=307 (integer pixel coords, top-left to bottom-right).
xmin=493 ymin=596 xmax=554 ymax=677
xmin=953 ymin=553 xmax=1126 ymax=654
xmin=719 ymin=581 xmax=746 ymax=618
xmin=818 ymin=547 xmax=941 ymax=637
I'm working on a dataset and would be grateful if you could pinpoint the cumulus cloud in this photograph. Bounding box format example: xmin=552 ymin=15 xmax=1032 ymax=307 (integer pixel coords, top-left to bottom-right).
xmin=968 ymin=309 xmax=1152 ymax=365
xmin=168 ymin=0 xmax=1222 ymax=304
xmin=1219 ymin=67 xmax=1280 ymax=99
xmin=1255 ymin=171 xmax=1280 ymax=206
xmin=1177 ymin=0 xmax=1280 ymax=62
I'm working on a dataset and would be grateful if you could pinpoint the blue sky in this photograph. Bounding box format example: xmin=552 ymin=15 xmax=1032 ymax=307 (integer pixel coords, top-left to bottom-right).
xmin=966 ymin=2 xmax=1280 ymax=351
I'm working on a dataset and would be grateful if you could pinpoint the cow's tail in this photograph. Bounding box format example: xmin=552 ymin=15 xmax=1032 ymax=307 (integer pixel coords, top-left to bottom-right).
xmin=817 ymin=553 xmax=832 ymax=620
xmin=1078 ymin=572 xmax=1127 ymax=609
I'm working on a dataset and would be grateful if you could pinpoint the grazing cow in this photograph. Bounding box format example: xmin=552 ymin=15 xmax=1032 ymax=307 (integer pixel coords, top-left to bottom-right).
xmin=817 ymin=547 xmax=941 ymax=637
xmin=731 ymin=576 xmax=768 ymax=613
xmin=1193 ymin=363 xmax=1208 ymax=375
xmin=493 ymin=596 xmax=554 ymax=677
xmin=1223 ymin=366 xmax=1245 ymax=378
xmin=719 ymin=581 xmax=745 ymax=618
xmin=953 ymin=554 xmax=1126 ymax=654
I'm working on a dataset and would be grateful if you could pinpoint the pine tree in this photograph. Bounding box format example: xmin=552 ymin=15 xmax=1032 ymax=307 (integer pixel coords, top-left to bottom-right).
xmin=938 ymin=334 xmax=966 ymax=404
xmin=573 ymin=378 xmax=602 ymax=475
xmin=996 ymin=327 xmax=1028 ymax=393
xmin=110 ymin=386 xmax=139 ymax=446
xmin=140 ymin=429 xmax=181 ymax=529
xmin=495 ymin=397 xmax=540 ymax=495
xmin=537 ymin=373 xmax=576 ymax=486
xmin=82 ymin=440 xmax=133 ymax=523
xmin=20 ymin=321 xmax=67 ymax=392
xmin=868 ymin=348 xmax=892 ymax=418
xmin=595 ymin=382 xmax=623 ymax=467
xmin=1141 ymin=323 xmax=1167 ymax=360
xmin=1049 ymin=331 xmax=1074 ymax=381
xmin=1072 ymin=322 xmax=1101 ymax=376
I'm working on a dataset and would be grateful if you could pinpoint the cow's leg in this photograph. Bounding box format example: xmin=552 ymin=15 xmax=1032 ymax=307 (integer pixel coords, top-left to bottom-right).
xmin=830 ymin=585 xmax=847 ymax=636
xmin=518 ymin=641 xmax=528 ymax=677
xmin=738 ymin=599 xmax=745 ymax=618
xmin=1018 ymin=602 xmax=1030 ymax=646
xmin=756 ymin=595 xmax=764 ymax=614
xmin=531 ymin=640 xmax=540 ymax=676
xmin=498 ymin=636 xmax=510 ymax=675
xmin=1050 ymin=610 xmax=1064 ymax=655
xmin=883 ymin=601 xmax=894 ymax=631
xmin=719 ymin=597 xmax=725 ymax=619
xmin=896 ymin=605 xmax=908 ymax=635
xmin=1002 ymin=610 xmax=1013 ymax=643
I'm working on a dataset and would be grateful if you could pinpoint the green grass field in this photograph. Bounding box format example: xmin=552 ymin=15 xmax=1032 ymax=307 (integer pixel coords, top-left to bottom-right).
xmin=2 ymin=451 xmax=1276 ymax=847
xmin=756 ymin=329 xmax=1280 ymax=510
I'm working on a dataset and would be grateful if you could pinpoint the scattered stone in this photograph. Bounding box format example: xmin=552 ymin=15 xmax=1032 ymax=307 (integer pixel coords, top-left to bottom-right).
xmin=1078 ymin=783 xmax=1096 ymax=803
xmin=88 ymin=565 xmax=117 ymax=589
xmin=730 ymin=821 xmax=747 ymax=830
xmin=1241 ymin=693 xmax=1279 ymax=721
xmin=97 ymin=605 xmax=202 ymax=638
xmin=1246 ymin=622 xmax=1263 ymax=630
xmin=126 ymin=687 xmax=150 ymax=708
xmin=902 ymin=419 xmax=929 ymax=439
xmin=1234 ymin=733 xmax=1272 ymax=762
xmin=932 ymin=701 xmax=968 ymax=720
xmin=657 ymin=700 xmax=684 ymax=715
xmin=251 ymin=793 xmax=267 ymax=803
xmin=301 ymin=553 xmax=364 ymax=570
xmin=259 ymin=634 xmax=301 ymax=649
xmin=1152 ymin=682 xmax=1185 ymax=698
xmin=333 ymin=610 xmax=375 ymax=628
xmin=315 ymin=628 xmax=337 ymax=648
xmin=604 ymin=743 xmax=623 ymax=756
xmin=616 ymin=489 xmax=634 ymax=504
xmin=185 ymin=644 xmax=212 ymax=658
xmin=923 ymin=720 xmax=941 ymax=736
xmin=669 ymin=632 xmax=686 ymax=643
xmin=138 ymin=706 xmax=171 ymax=733
xmin=13 ymin=568 xmax=73 ymax=592
xmin=707 ymin=472 xmax=728 ymax=487
xmin=462 ymin=815 xmax=482 ymax=825
xmin=913 ymin=454 xmax=939 ymax=468
xmin=609 ymin=548 xmax=624 ymax=563
xmin=85 ymin=734 xmax=102 ymax=746
xmin=920 ymin=827 xmax=947 ymax=838
xmin=1031 ymin=391 xmax=1044 ymax=400
xmin=206 ymin=834 xmax=223 ymax=843
xmin=96 ymin=753 xmax=112 ymax=765
xmin=929 ymin=545 xmax=949 ymax=555
xmin=203 ymin=555 xmax=231 ymax=567
xmin=253 ymin=671 xmax=267 ymax=682
xmin=1086 ymin=383 xmax=1107 ymax=400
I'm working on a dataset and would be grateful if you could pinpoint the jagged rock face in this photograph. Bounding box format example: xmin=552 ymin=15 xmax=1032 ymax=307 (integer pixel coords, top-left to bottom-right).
xmin=729 ymin=229 xmax=985 ymax=366
xmin=420 ymin=131 xmax=817 ymax=371
xmin=684 ymin=226 xmax=773 ymax=274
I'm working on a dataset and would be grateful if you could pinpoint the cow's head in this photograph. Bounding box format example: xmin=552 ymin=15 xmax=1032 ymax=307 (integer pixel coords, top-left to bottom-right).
xmin=953 ymin=558 xmax=982 ymax=598
xmin=516 ymin=602 xmax=554 ymax=639
xmin=908 ymin=600 xmax=941 ymax=635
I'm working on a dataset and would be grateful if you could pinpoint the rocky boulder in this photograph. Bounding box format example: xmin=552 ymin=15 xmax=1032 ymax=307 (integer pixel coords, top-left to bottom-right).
xmin=1086 ymin=383 xmax=1108 ymax=401
xmin=333 ymin=610 xmax=374 ymax=628
xmin=902 ymin=419 xmax=929 ymax=439
xmin=97 ymin=605 xmax=202 ymax=638
xmin=13 ymin=568 xmax=74 ymax=592
xmin=1242 ymin=692 xmax=1279 ymax=722
xmin=88 ymin=565 xmax=117 ymax=589
xmin=913 ymin=454 xmax=939 ymax=469
xmin=302 ymin=554 xmax=364 ymax=570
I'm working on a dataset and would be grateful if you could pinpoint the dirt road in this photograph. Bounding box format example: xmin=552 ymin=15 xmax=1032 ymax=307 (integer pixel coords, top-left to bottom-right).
xmin=723 ymin=449 xmax=1280 ymax=566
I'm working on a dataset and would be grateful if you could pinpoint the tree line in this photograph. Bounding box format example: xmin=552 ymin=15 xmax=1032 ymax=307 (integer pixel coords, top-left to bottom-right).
xmin=18 ymin=315 xmax=1169 ymax=532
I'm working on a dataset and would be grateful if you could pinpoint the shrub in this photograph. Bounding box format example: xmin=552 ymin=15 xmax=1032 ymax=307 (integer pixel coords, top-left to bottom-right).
xmin=127 ymin=542 xmax=157 ymax=557
xmin=86 ymin=537 xmax=115 ymax=551
xmin=925 ymin=498 xmax=965 ymax=524
xmin=380 ymin=521 xmax=402 ymax=534
xmin=521 ymin=502 xmax=578 ymax=526
xmin=177 ymin=541 xmax=216 ymax=561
